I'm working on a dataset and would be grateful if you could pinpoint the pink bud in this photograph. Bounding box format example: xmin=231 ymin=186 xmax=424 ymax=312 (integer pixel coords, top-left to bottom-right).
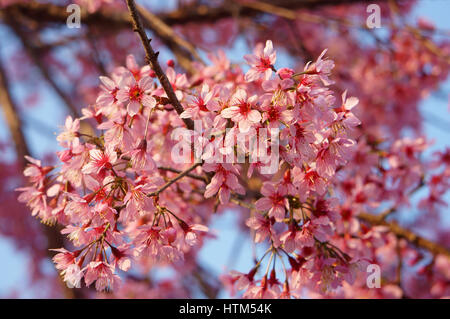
xmin=277 ymin=67 xmax=294 ymax=79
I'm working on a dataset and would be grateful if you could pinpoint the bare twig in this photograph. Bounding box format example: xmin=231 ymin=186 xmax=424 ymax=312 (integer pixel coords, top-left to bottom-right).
xmin=158 ymin=166 xmax=207 ymax=183
xmin=148 ymin=162 xmax=201 ymax=197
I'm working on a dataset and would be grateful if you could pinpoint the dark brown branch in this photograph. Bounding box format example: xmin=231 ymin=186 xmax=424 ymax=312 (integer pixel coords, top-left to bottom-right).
xmin=161 ymin=0 xmax=382 ymax=25
xmin=125 ymin=0 xmax=194 ymax=130
xmin=2 ymin=0 xmax=382 ymax=29
xmin=136 ymin=4 xmax=203 ymax=74
xmin=158 ymin=166 xmax=207 ymax=183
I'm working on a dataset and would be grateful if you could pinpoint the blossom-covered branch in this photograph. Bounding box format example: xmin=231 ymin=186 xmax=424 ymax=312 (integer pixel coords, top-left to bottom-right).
xmin=4 ymin=0 xmax=450 ymax=299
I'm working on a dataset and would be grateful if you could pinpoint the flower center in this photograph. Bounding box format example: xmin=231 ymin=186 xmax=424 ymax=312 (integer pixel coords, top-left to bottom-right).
xmin=129 ymin=86 xmax=142 ymax=101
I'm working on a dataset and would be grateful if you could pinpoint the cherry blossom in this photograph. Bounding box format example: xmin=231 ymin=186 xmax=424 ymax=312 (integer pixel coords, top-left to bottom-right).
xmin=244 ymin=40 xmax=277 ymax=82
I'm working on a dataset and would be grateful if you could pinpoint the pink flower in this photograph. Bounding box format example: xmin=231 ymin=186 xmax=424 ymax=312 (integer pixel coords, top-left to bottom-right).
xmin=221 ymin=89 xmax=261 ymax=132
xmin=288 ymin=256 xmax=311 ymax=290
xmin=261 ymin=104 xmax=293 ymax=129
xmin=96 ymin=75 xmax=119 ymax=108
xmin=63 ymin=264 xmax=84 ymax=288
xmin=23 ymin=156 xmax=53 ymax=188
xmin=287 ymin=122 xmax=317 ymax=161
xmin=16 ymin=185 xmax=52 ymax=221
xmin=278 ymin=170 xmax=297 ymax=195
xmin=295 ymin=221 xmax=315 ymax=247
xmin=246 ymin=214 xmax=278 ymax=245
xmin=116 ymin=73 xmax=156 ymax=116
xmin=180 ymin=223 xmax=209 ymax=246
xmin=121 ymin=181 xmax=158 ymax=222
xmin=56 ymin=116 xmax=80 ymax=148
xmin=164 ymin=67 xmax=188 ymax=101
xmin=229 ymin=268 xmax=257 ymax=291
xmin=334 ymin=90 xmax=360 ymax=128
xmin=110 ymin=245 xmax=132 ymax=271
xmin=244 ymin=276 xmax=280 ymax=299
xmin=61 ymin=224 xmax=92 ymax=247
xmin=244 ymin=40 xmax=276 ymax=82
xmin=316 ymin=141 xmax=338 ymax=178
xmin=203 ymin=164 xmax=245 ymax=204
xmin=97 ymin=111 xmax=128 ymax=148
xmin=133 ymin=222 xmax=183 ymax=264
xmin=124 ymin=54 xmax=151 ymax=79
xmin=82 ymin=147 xmax=117 ymax=175
xmin=180 ymin=84 xmax=219 ymax=119
xmin=255 ymin=182 xmax=288 ymax=222
xmin=280 ymin=223 xmax=298 ymax=253
xmin=51 ymin=248 xmax=79 ymax=271
xmin=123 ymin=138 xmax=156 ymax=171
xmin=304 ymin=49 xmax=335 ymax=86
xmin=294 ymin=169 xmax=327 ymax=200
xmin=84 ymin=260 xmax=120 ymax=291
xmin=64 ymin=193 xmax=93 ymax=223
xmin=115 ymin=54 xmax=151 ymax=80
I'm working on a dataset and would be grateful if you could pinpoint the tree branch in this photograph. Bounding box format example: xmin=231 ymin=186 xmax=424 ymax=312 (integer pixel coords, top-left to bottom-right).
xmin=125 ymin=0 xmax=194 ymax=130
xmin=2 ymin=0 xmax=382 ymax=29
xmin=357 ymin=212 xmax=450 ymax=258
xmin=148 ymin=162 xmax=201 ymax=197
xmin=230 ymin=194 xmax=450 ymax=258
xmin=136 ymin=4 xmax=203 ymax=74
xmin=158 ymin=166 xmax=207 ymax=183
xmin=6 ymin=20 xmax=81 ymax=118
xmin=0 ymin=57 xmax=30 ymax=167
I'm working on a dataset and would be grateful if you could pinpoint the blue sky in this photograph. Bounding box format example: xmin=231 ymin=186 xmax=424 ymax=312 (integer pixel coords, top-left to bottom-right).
xmin=0 ymin=0 xmax=449 ymax=298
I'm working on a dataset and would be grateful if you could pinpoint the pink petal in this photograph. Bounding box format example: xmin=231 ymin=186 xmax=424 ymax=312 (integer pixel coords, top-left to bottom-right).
xmin=127 ymin=100 xmax=141 ymax=116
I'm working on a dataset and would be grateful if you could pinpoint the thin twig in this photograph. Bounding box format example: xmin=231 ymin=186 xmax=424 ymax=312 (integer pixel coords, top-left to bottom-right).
xmin=125 ymin=0 xmax=194 ymax=130
xmin=3 ymin=1 xmax=379 ymax=28
xmin=147 ymin=162 xmax=201 ymax=197
xmin=136 ymin=4 xmax=204 ymax=74
xmin=158 ymin=166 xmax=207 ymax=182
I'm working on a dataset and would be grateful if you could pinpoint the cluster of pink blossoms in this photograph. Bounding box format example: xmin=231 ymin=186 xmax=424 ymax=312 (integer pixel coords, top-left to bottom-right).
xmin=18 ymin=40 xmax=365 ymax=296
